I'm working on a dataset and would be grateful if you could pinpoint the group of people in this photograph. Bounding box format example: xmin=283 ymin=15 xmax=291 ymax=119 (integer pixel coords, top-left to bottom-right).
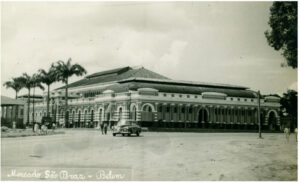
xmin=284 ymin=127 xmax=298 ymax=143
xmin=32 ymin=122 xmax=56 ymax=135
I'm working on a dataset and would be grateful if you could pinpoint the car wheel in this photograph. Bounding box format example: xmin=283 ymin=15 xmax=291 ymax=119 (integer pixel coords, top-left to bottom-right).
xmin=128 ymin=133 xmax=131 ymax=136
xmin=113 ymin=133 xmax=116 ymax=136
xmin=122 ymin=134 xmax=125 ymax=136
xmin=136 ymin=132 xmax=140 ymax=136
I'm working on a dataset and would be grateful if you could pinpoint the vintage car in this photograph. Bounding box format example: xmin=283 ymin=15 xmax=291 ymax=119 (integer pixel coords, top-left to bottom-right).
xmin=112 ymin=119 xmax=141 ymax=136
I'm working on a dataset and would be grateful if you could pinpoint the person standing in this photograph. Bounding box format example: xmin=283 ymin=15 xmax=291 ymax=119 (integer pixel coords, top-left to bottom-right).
xmin=284 ymin=127 xmax=290 ymax=143
xmin=34 ymin=122 xmax=38 ymax=133
xmin=52 ymin=122 xmax=56 ymax=132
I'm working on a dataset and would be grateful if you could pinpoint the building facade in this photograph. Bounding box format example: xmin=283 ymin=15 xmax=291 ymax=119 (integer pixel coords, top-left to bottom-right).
xmin=28 ymin=66 xmax=281 ymax=130
xmin=1 ymin=96 xmax=25 ymax=128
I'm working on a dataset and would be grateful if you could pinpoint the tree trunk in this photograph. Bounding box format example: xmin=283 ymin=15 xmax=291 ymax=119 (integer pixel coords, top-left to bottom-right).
xmin=32 ymin=86 xmax=35 ymax=124
xmin=65 ymin=79 xmax=69 ymax=128
xmin=15 ymin=91 xmax=18 ymax=99
xmin=47 ymin=84 xmax=50 ymax=117
xmin=27 ymin=88 xmax=30 ymax=126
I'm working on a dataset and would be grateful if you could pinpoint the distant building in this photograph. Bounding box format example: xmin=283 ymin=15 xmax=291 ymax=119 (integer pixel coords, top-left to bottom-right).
xmin=17 ymin=94 xmax=43 ymax=102
xmin=1 ymin=96 xmax=25 ymax=128
xmin=29 ymin=66 xmax=281 ymax=130
xmin=17 ymin=94 xmax=44 ymax=125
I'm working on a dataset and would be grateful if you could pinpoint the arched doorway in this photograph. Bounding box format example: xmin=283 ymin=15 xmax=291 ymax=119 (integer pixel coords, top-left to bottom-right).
xmin=141 ymin=104 xmax=154 ymax=122
xmin=268 ymin=111 xmax=277 ymax=130
xmin=198 ymin=108 xmax=209 ymax=128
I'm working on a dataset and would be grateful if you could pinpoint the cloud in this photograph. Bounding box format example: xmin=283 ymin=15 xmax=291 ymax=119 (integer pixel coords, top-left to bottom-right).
xmin=288 ymin=82 xmax=298 ymax=91
xmin=1 ymin=2 xmax=297 ymax=98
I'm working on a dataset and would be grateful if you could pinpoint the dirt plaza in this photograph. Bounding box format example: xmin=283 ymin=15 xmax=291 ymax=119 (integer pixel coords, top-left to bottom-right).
xmin=1 ymin=129 xmax=297 ymax=181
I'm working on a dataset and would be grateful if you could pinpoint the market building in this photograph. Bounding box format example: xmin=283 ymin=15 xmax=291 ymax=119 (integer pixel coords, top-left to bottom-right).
xmin=27 ymin=66 xmax=281 ymax=130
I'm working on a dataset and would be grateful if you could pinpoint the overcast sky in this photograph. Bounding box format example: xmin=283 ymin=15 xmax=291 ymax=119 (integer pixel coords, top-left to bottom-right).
xmin=1 ymin=2 xmax=298 ymax=98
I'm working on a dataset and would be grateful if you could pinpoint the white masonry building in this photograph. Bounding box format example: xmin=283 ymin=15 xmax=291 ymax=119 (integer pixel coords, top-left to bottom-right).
xmin=29 ymin=66 xmax=281 ymax=130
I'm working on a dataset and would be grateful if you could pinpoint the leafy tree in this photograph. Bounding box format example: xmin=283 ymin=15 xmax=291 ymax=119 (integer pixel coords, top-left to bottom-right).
xmin=3 ymin=77 xmax=24 ymax=99
xmin=39 ymin=66 xmax=57 ymax=117
xmin=280 ymin=90 xmax=297 ymax=129
xmin=53 ymin=58 xmax=87 ymax=127
xmin=265 ymin=2 xmax=297 ymax=68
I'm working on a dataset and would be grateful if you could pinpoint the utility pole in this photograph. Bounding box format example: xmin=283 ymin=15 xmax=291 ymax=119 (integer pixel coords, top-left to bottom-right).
xmin=258 ymin=90 xmax=262 ymax=139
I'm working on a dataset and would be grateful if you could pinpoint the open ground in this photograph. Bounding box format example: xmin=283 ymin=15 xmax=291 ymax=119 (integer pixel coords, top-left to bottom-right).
xmin=1 ymin=129 xmax=297 ymax=181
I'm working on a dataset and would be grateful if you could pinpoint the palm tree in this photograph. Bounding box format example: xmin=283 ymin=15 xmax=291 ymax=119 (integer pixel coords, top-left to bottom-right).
xmin=3 ymin=77 xmax=24 ymax=99
xmin=53 ymin=58 xmax=87 ymax=127
xmin=31 ymin=73 xmax=45 ymax=123
xmin=39 ymin=66 xmax=57 ymax=117
xmin=19 ymin=73 xmax=33 ymax=126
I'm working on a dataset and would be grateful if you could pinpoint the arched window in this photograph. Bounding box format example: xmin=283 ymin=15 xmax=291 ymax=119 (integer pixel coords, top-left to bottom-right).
xmin=78 ymin=111 xmax=81 ymax=123
xmin=72 ymin=111 xmax=75 ymax=122
xmin=181 ymin=107 xmax=185 ymax=113
xmin=158 ymin=106 xmax=162 ymax=112
xmin=166 ymin=106 xmax=170 ymax=113
xmin=84 ymin=110 xmax=88 ymax=122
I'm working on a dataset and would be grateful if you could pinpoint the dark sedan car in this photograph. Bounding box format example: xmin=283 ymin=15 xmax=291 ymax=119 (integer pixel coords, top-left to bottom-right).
xmin=112 ymin=120 xmax=141 ymax=136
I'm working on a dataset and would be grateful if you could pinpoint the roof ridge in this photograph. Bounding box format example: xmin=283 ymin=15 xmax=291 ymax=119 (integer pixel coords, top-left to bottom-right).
xmin=118 ymin=77 xmax=248 ymax=90
xmin=85 ymin=66 xmax=132 ymax=79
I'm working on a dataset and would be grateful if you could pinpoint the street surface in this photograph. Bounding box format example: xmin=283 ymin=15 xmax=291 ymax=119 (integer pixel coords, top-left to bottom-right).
xmin=1 ymin=129 xmax=297 ymax=181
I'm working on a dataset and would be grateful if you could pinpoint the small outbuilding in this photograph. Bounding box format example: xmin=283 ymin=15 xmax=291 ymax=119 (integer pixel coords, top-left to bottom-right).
xmin=1 ymin=95 xmax=25 ymax=128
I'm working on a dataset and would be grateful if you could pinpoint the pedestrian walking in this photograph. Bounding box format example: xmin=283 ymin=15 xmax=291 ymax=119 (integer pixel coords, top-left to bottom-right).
xmin=100 ymin=121 xmax=104 ymax=134
xmin=284 ymin=127 xmax=290 ymax=143
xmin=104 ymin=122 xmax=108 ymax=135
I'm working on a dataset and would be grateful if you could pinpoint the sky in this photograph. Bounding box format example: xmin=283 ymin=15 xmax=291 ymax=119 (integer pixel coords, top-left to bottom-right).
xmin=1 ymin=1 xmax=298 ymax=98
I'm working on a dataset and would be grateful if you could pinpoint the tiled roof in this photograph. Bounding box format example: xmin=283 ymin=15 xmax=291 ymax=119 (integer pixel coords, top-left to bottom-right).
xmin=85 ymin=66 xmax=131 ymax=78
xmin=88 ymin=81 xmax=257 ymax=98
xmin=56 ymin=66 xmax=169 ymax=90
xmin=1 ymin=96 xmax=25 ymax=106
xmin=54 ymin=66 xmax=257 ymax=98
xmin=119 ymin=77 xmax=249 ymax=90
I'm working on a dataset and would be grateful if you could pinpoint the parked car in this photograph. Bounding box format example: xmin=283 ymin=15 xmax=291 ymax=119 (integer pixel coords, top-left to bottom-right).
xmin=112 ymin=119 xmax=141 ymax=136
